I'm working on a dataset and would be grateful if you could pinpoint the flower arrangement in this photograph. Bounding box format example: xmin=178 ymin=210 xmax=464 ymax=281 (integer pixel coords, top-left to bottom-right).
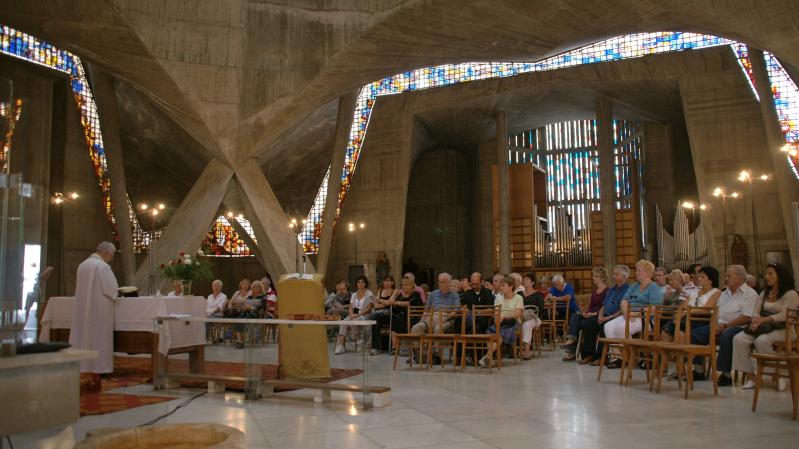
xmin=160 ymin=250 xmax=213 ymax=282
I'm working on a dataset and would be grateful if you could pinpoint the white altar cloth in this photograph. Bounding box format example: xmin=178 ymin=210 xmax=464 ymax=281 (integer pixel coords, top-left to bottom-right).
xmin=40 ymin=296 xmax=206 ymax=354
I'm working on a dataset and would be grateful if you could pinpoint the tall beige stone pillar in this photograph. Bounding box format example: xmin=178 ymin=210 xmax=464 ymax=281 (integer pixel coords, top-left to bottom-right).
xmin=316 ymin=92 xmax=358 ymax=280
xmin=87 ymin=65 xmax=136 ymax=285
xmin=749 ymin=48 xmax=799 ymax=281
xmin=497 ymin=111 xmax=511 ymax=274
xmin=597 ymin=97 xmax=617 ymax=270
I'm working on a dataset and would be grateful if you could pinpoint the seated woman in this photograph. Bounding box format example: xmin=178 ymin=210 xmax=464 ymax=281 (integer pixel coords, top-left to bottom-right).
xmin=662 ymin=269 xmax=687 ymax=305
xmin=334 ymin=276 xmax=374 ymax=354
xmin=479 ymin=276 xmax=523 ymax=368
xmin=387 ymin=276 xmax=424 ymax=351
xmin=166 ymin=279 xmax=184 ymax=297
xmin=602 ymin=259 xmax=663 ymax=369
xmin=261 ymin=276 xmax=278 ymax=316
xmin=248 ymin=280 xmax=269 ymax=317
xmin=561 ymin=267 xmax=609 ymax=362
xmin=661 ymin=266 xmax=721 ymax=343
xmin=520 ymin=272 xmax=544 ymax=360
xmin=205 ymin=279 xmax=227 ymax=318
xmin=325 ymin=280 xmax=351 ymax=318
xmin=369 ymin=275 xmax=396 ymax=355
xmin=732 ymin=262 xmax=798 ymax=389
xmin=225 ymin=278 xmax=256 ymax=348
xmin=229 ymin=278 xmax=252 ymax=303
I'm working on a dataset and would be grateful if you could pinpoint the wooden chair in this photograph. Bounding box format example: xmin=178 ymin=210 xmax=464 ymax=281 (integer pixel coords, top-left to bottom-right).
xmin=552 ymin=296 xmax=574 ymax=340
xmin=392 ymin=306 xmax=428 ymax=370
xmin=539 ymin=298 xmax=558 ymax=350
xmin=596 ymin=306 xmax=646 ymax=384
xmin=652 ymin=306 xmax=719 ymax=399
xmin=461 ymin=305 xmax=502 ymax=372
xmin=752 ymin=308 xmax=799 ymax=418
xmin=425 ymin=306 xmax=467 ymax=371
xmin=517 ymin=305 xmax=542 ymax=359
xmin=621 ymin=304 xmax=681 ymax=388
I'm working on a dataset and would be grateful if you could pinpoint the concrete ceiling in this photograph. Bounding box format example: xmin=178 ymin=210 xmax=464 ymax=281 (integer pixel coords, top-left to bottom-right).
xmin=1 ymin=0 xmax=795 ymax=219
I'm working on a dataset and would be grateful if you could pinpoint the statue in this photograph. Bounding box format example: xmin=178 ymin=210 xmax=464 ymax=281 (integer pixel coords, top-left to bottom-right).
xmin=731 ymin=234 xmax=748 ymax=267
xmin=376 ymin=251 xmax=390 ymax=282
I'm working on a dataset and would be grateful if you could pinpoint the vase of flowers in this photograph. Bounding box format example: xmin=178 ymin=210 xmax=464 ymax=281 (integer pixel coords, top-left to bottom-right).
xmin=161 ymin=250 xmax=213 ymax=296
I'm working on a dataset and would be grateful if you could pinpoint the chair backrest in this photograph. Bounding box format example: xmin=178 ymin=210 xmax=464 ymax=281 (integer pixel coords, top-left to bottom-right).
xmin=433 ymin=305 xmax=467 ymax=334
xmin=652 ymin=305 xmax=681 ymax=341
xmin=623 ymin=305 xmax=650 ymax=339
xmin=683 ymin=305 xmax=718 ymax=347
xmin=785 ymin=308 xmax=798 ymax=354
xmin=471 ymin=304 xmax=501 ymax=335
xmin=552 ymin=296 xmax=572 ymax=321
xmin=576 ymin=293 xmax=591 ymax=312
xmin=406 ymin=305 xmax=428 ymax=331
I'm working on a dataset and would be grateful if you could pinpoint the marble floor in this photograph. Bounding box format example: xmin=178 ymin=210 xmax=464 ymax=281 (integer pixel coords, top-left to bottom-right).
xmin=10 ymin=344 xmax=799 ymax=449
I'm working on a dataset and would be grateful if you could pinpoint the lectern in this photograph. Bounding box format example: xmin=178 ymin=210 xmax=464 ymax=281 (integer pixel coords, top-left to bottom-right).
xmin=276 ymin=274 xmax=331 ymax=379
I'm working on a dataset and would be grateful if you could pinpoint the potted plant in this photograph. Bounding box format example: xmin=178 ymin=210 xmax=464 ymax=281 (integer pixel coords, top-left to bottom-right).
xmin=160 ymin=250 xmax=213 ymax=295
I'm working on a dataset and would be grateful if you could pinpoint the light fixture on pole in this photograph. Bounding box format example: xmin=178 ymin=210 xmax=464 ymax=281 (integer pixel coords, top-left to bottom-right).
xmin=288 ymin=217 xmax=307 ymax=274
xmin=51 ymin=191 xmax=79 ymax=205
xmin=137 ymin=202 xmax=166 ymax=295
xmin=738 ymin=169 xmax=771 ymax=276
xmin=712 ymin=187 xmax=740 ymax=270
xmin=348 ymin=222 xmax=366 ymax=265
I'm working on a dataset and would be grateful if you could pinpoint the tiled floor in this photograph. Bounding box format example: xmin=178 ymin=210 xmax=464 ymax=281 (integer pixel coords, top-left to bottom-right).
xmin=10 ymin=345 xmax=799 ymax=449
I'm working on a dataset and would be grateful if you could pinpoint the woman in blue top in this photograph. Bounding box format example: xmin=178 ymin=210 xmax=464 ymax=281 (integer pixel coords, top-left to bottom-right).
xmin=602 ymin=259 xmax=663 ymax=368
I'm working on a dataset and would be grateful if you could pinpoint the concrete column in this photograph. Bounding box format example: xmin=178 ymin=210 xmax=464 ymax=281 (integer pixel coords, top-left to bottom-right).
xmin=87 ymin=65 xmax=136 ymax=285
xmin=316 ymin=91 xmax=358 ymax=278
xmin=496 ymin=111 xmax=511 ymax=274
xmin=596 ymin=97 xmax=617 ymax=269
xmin=234 ymin=160 xmax=316 ymax=277
xmin=133 ymin=158 xmax=234 ymax=291
xmin=229 ymin=216 xmax=268 ymax=271
xmin=749 ymin=48 xmax=799 ymax=280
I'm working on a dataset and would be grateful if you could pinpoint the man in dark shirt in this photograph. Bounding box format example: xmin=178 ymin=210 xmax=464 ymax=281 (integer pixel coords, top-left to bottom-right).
xmin=461 ymin=272 xmax=494 ymax=333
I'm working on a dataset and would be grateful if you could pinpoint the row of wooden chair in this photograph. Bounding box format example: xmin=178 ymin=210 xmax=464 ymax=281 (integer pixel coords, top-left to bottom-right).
xmin=392 ymin=305 xmax=516 ymax=373
xmin=595 ymin=303 xmax=799 ymax=418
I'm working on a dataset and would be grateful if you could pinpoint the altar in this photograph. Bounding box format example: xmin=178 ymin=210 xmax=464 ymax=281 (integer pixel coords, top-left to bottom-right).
xmin=40 ymin=296 xmax=207 ymax=377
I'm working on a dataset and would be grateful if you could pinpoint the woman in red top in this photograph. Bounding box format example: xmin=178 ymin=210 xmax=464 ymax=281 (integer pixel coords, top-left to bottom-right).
xmin=561 ymin=267 xmax=608 ymax=361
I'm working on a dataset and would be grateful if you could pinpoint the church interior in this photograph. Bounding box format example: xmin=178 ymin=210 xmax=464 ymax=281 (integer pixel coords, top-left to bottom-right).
xmin=1 ymin=1 xmax=799 ymax=448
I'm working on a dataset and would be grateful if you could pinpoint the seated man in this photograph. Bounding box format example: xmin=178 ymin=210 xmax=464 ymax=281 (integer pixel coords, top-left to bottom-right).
xmin=409 ymin=272 xmax=460 ymax=363
xmin=461 ymin=272 xmax=494 ymax=333
xmin=713 ymin=265 xmax=758 ymax=385
xmin=325 ymin=280 xmax=351 ymax=318
xmin=549 ymin=274 xmax=580 ymax=325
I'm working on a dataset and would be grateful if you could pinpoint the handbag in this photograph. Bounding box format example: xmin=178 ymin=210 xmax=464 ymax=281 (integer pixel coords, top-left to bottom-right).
xmin=745 ymin=293 xmax=787 ymax=336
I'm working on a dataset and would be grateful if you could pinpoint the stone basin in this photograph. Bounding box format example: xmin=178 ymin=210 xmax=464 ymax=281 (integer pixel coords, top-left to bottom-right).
xmin=74 ymin=424 xmax=244 ymax=449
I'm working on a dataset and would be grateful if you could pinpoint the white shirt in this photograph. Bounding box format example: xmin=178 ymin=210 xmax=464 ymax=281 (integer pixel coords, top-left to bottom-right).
xmin=166 ymin=290 xmax=182 ymax=297
xmin=683 ymin=282 xmax=700 ymax=302
xmin=206 ymin=292 xmax=228 ymax=316
xmin=717 ymin=284 xmax=758 ymax=324
xmin=350 ymin=290 xmax=374 ymax=313
xmin=688 ymin=288 xmax=719 ymax=307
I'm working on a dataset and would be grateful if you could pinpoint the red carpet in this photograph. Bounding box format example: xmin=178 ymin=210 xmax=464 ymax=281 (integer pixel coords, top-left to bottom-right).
xmin=80 ymin=356 xmax=363 ymax=416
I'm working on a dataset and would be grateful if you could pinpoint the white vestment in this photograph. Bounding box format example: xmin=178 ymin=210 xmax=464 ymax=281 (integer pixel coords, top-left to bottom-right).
xmin=69 ymin=253 xmax=119 ymax=373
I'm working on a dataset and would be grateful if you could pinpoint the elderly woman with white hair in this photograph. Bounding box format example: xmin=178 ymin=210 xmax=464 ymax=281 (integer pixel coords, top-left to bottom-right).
xmin=602 ymin=260 xmax=663 ymax=369
xmin=206 ymin=279 xmax=227 ymax=318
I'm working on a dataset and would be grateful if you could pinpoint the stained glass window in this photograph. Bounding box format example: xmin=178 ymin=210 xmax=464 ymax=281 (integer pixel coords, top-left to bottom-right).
xmin=200 ymin=216 xmax=255 ymax=257
xmin=732 ymin=44 xmax=799 ymax=178
xmin=0 ymin=98 xmax=22 ymax=173
xmin=302 ymin=32 xmax=736 ymax=253
xmin=0 ymin=25 xmax=119 ymax=235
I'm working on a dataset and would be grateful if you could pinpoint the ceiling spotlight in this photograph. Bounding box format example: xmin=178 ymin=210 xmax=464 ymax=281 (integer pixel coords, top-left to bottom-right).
xmin=731 ymin=192 xmax=740 ymax=198
xmin=157 ymin=203 xmax=165 ymax=210
xmin=139 ymin=203 xmax=148 ymax=211
xmin=69 ymin=192 xmax=79 ymax=200
xmin=713 ymin=187 xmax=723 ymax=197
xmin=682 ymin=201 xmax=694 ymax=209
xmin=738 ymin=170 xmax=751 ymax=182
xmin=227 ymin=211 xmax=234 ymax=218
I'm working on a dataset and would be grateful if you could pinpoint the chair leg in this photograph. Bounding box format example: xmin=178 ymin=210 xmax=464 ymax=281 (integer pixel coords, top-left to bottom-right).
xmin=790 ymin=364 xmax=798 ymax=420
xmin=710 ymin=352 xmax=719 ymax=396
xmin=656 ymin=350 xmax=668 ymax=394
xmin=752 ymin=361 xmax=765 ymax=412
xmin=618 ymin=347 xmax=628 ymax=386
xmin=685 ymin=359 xmax=693 ymax=400
xmin=597 ymin=343 xmax=609 ymax=382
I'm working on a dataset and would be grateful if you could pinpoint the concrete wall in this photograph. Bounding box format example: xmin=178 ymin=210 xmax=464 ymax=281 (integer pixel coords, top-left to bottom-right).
xmin=681 ymin=67 xmax=784 ymax=274
xmin=402 ymin=148 xmax=470 ymax=279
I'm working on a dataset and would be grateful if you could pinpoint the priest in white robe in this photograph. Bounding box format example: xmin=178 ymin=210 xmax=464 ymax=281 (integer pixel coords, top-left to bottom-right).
xmin=69 ymin=241 xmax=119 ymax=373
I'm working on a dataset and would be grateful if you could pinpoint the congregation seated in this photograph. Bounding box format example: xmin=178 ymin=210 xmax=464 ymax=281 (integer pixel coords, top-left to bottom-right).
xmin=368 ymin=275 xmax=396 ymax=355
xmin=408 ymin=273 xmax=460 ymax=364
xmin=334 ymin=275 xmax=374 ymax=354
xmin=713 ymin=265 xmax=758 ymax=386
xmin=403 ymin=272 xmax=427 ymax=304
xmin=653 ymin=266 xmax=669 ymax=302
xmin=537 ymin=275 xmax=551 ymax=300
xmin=479 ymin=276 xmax=523 ymax=368
xmin=732 ymin=262 xmax=798 ymax=389
xmin=662 ymin=269 xmax=689 ymax=305
xmin=462 ymin=272 xmax=495 ymax=334
xmin=386 ymin=276 xmax=424 ymax=349
xmin=325 ymin=280 xmax=351 ymax=318
xmin=229 ymin=278 xmax=252 ymax=303
xmin=520 ymin=272 xmax=544 ymax=360
xmin=561 ymin=266 xmax=609 ymax=361
xmin=205 ymin=279 xmax=227 ymax=318
xmin=261 ymin=276 xmax=278 ymax=315
xmin=166 ymin=279 xmax=184 ymax=297
xmin=580 ymin=264 xmax=629 ymax=365
xmin=549 ymin=274 xmax=579 ymax=320
xmin=602 ymin=259 xmax=663 ymax=368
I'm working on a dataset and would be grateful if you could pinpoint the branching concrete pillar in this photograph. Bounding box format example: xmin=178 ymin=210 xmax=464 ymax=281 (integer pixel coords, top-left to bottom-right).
xmin=597 ymin=97 xmax=617 ymax=270
xmin=497 ymin=111 xmax=511 ymax=274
